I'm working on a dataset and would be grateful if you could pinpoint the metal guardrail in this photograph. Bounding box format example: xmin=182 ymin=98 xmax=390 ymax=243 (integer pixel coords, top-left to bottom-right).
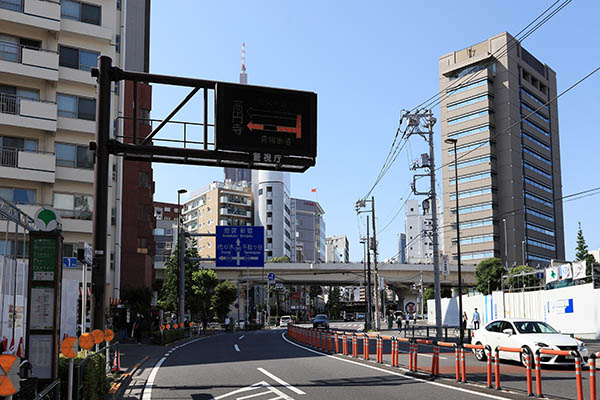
xmin=33 ymin=378 xmax=60 ymax=400
xmin=74 ymin=342 xmax=119 ymax=400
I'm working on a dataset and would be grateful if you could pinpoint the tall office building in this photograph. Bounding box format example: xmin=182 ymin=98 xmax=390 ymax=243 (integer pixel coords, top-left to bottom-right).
xmin=326 ymin=235 xmax=349 ymax=263
xmin=253 ymin=170 xmax=291 ymax=260
xmin=405 ymin=198 xmax=443 ymax=264
xmin=290 ymin=198 xmax=325 ymax=263
xmin=439 ymin=32 xmax=565 ymax=267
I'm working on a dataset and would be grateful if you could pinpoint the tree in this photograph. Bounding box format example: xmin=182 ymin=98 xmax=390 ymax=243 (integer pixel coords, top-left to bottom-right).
xmin=423 ymin=288 xmax=434 ymax=303
xmin=191 ymin=268 xmax=219 ymax=329
xmin=266 ymin=256 xmax=290 ymax=263
xmin=326 ymin=286 xmax=342 ymax=319
xmin=441 ymin=287 xmax=453 ymax=298
xmin=158 ymin=243 xmax=203 ymax=318
xmin=212 ymin=281 xmax=238 ymax=322
xmin=575 ymin=222 xmax=596 ymax=265
xmin=475 ymin=257 xmax=504 ymax=295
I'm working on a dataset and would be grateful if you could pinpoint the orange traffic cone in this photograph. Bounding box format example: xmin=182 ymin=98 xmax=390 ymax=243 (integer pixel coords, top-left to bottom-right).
xmin=16 ymin=337 xmax=23 ymax=358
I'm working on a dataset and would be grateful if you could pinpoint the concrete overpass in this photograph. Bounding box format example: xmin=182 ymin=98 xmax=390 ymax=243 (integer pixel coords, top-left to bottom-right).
xmin=206 ymin=262 xmax=477 ymax=288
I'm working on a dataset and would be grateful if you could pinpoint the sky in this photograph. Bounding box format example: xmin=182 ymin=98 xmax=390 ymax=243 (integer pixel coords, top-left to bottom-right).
xmin=149 ymin=0 xmax=600 ymax=263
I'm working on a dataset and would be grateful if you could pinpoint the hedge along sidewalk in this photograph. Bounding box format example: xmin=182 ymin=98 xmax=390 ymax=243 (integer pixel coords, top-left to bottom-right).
xmin=116 ymin=332 xmax=222 ymax=399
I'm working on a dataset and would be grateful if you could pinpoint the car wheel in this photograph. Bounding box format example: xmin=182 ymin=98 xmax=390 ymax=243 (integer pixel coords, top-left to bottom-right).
xmin=521 ymin=347 xmax=532 ymax=368
xmin=474 ymin=342 xmax=486 ymax=361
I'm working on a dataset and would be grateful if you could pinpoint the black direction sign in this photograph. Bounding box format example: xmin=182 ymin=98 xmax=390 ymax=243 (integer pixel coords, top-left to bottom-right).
xmin=215 ymin=83 xmax=317 ymax=159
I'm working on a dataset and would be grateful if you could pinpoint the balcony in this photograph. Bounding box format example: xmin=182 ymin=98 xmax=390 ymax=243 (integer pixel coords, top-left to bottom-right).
xmin=57 ymin=116 xmax=95 ymax=134
xmin=219 ymin=196 xmax=251 ymax=206
xmin=60 ymin=17 xmax=112 ymax=41
xmin=0 ymin=0 xmax=60 ymax=32
xmin=58 ymin=66 xmax=96 ymax=86
xmin=0 ymin=148 xmax=55 ymax=183
xmin=219 ymin=208 xmax=251 ymax=218
xmin=55 ymin=166 xmax=93 ymax=183
xmin=0 ymin=42 xmax=59 ymax=81
xmin=0 ymin=93 xmax=57 ymax=131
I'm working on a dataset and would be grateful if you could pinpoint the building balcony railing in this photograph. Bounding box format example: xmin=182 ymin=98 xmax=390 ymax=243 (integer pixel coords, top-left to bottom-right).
xmin=0 ymin=93 xmax=57 ymax=131
xmin=219 ymin=196 xmax=251 ymax=206
xmin=0 ymin=41 xmax=59 ymax=81
xmin=56 ymin=208 xmax=93 ymax=220
xmin=0 ymin=0 xmax=60 ymax=32
xmin=219 ymin=208 xmax=251 ymax=218
xmin=0 ymin=147 xmax=55 ymax=183
xmin=0 ymin=147 xmax=53 ymax=168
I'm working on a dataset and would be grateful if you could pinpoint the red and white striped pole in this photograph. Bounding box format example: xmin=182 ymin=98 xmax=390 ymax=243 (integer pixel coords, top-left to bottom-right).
xmin=363 ymin=334 xmax=369 ymax=360
xmin=590 ymin=353 xmax=597 ymax=400
xmin=574 ymin=352 xmax=584 ymax=400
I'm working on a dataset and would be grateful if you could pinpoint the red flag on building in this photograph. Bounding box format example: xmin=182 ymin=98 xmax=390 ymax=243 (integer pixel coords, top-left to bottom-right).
xmin=311 ymin=188 xmax=317 ymax=192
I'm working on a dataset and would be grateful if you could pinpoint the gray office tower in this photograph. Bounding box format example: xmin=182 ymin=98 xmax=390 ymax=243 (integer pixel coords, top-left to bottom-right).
xmin=224 ymin=42 xmax=252 ymax=184
xmin=439 ymin=32 xmax=565 ymax=268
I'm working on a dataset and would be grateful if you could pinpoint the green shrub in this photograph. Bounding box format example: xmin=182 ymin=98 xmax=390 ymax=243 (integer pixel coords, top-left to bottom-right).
xmin=151 ymin=328 xmax=185 ymax=345
xmin=59 ymin=350 xmax=110 ymax=400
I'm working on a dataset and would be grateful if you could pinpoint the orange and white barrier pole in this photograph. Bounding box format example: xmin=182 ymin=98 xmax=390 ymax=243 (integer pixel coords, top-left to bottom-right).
xmin=573 ymin=352 xmax=584 ymax=400
xmin=391 ymin=338 xmax=398 ymax=367
xmin=590 ymin=353 xmax=597 ymax=400
xmin=342 ymin=333 xmax=348 ymax=355
xmin=352 ymin=334 xmax=358 ymax=358
xmin=535 ymin=349 xmax=543 ymax=397
xmin=430 ymin=343 xmax=439 ymax=376
xmin=376 ymin=336 xmax=383 ymax=363
xmin=334 ymin=332 xmax=339 ymax=353
xmin=525 ymin=349 xmax=533 ymax=397
xmin=454 ymin=345 xmax=460 ymax=381
xmin=414 ymin=341 xmax=419 ymax=372
xmin=409 ymin=340 xmax=414 ymax=371
xmin=460 ymin=347 xmax=466 ymax=383
xmin=494 ymin=347 xmax=501 ymax=390
xmin=327 ymin=331 xmax=332 ymax=352
xmin=363 ymin=334 xmax=369 ymax=360
xmin=485 ymin=346 xmax=492 ymax=389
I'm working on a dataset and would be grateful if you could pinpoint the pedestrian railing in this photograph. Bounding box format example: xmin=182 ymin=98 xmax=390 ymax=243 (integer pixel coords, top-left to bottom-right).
xmin=287 ymin=325 xmax=598 ymax=400
xmin=33 ymin=378 xmax=61 ymax=400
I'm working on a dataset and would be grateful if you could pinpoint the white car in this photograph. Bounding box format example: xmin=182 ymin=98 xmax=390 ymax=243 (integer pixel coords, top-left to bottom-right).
xmin=280 ymin=315 xmax=292 ymax=327
xmin=471 ymin=319 xmax=588 ymax=366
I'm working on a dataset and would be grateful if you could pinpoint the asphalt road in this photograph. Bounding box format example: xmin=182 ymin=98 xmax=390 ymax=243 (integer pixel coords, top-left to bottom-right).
xmin=139 ymin=329 xmax=523 ymax=399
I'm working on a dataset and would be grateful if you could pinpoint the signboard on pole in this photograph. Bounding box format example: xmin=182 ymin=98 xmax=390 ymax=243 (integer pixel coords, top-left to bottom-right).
xmin=216 ymin=83 xmax=317 ymax=158
xmin=215 ymin=226 xmax=264 ymax=267
xmin=441 ymin=254 xmax=450 ymax=276
xmin=267 ymin=272 xmax=275 ymax=283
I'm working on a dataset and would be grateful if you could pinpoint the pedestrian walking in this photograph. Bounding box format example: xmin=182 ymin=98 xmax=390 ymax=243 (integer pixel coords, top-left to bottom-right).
xmin=472 ymin=308 xmax=480 ymax=330
xmin=462 ymin=312 xmax=468 ymax=331
xmin=134 ymin=313 xmax=143 ymax=344
xmin=396 ymin=313 xmax=403 ymax=333
xmin=387 ymin=313 xmax=394 ymax=330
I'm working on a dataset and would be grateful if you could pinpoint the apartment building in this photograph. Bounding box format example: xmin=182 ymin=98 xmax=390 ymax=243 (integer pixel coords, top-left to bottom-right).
xmin=153 ymin=202 xmax=179 ymax=290
xmin=0 ymin=0 xmax=151 ymax=301
xmin=404 ymin=198 xmax=443 ymax=264
xmin=326 ymin=235 xmax=349 ymax=263
xmin=439 ymin=32 xmax=565 ymax=267
xmin=182 ymin=181 xmax=253 ymax=260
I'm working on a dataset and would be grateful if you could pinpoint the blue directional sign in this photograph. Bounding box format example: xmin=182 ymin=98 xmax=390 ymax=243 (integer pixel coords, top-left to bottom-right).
xmin=267 ymin=272 xmax=275 ymax=283
xmin=63 ymin=257 xmax=78 ymax=269
xmin=216 ymin=226 xmax=264 ymax=267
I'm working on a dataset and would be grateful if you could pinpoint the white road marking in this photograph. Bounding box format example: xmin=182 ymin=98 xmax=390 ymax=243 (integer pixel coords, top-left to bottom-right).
xmin=214 ymin=381 xmax=294 ymax=400
xmin=257 ymin=367 xmax=306 ymax=395
xmin=281 ymin=332 xmax=513 ymax=400
xmin=235 ymin=344 xmax=241 ymax=352
xmin=239 ymin=335 xmax=245 ymax=340
xmin=142 ymin=336 xmax=214 ymax=399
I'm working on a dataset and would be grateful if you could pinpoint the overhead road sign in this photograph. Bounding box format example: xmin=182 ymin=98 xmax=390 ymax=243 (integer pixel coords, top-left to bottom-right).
xmin=268 ymin=272 xmax=275 ymax=283
xmin=216 ymin=226 xmax=264 ymax=267
xmin=216 ymin=82 xmax=317 ymax=159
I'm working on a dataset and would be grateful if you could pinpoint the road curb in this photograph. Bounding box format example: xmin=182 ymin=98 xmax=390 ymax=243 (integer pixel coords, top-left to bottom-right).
xmin=107 ymin=355 xmax=148 ymax=400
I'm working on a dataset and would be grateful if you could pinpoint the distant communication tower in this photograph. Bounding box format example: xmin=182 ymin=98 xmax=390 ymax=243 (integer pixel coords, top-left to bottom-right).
xmin=240 ymin=42 xmax=248 ymax=84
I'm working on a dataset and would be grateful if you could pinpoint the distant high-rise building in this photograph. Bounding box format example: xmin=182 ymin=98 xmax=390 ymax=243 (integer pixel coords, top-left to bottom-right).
xmin=152 ymin=202 xmax=181 ymax=290
xmin=182 ymin=181 xmax=253 ymax=260
xmin=224 ymin=42 xmax=251 ymax=184
xmin=398 ymin=233 xmax=407 ymax=264
xmin=405 ymin=198 xmax=443 ymax=264
xmin=291 ymin=198 xmax=325 ymax=263
xmin=439 ymin=32 xmax=565 ymax=267
xmin=252 ymin=170 xmax=292 ymax=260
xmin=326 ymin=236 xmax=349 ymax=263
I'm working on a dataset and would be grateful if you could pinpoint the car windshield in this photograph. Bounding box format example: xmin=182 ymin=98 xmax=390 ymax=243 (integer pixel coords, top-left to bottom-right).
xmin=513 ymin=321 xmax=559 ymax=334
xmin=315 ymin=314 xmax=327 ymax=320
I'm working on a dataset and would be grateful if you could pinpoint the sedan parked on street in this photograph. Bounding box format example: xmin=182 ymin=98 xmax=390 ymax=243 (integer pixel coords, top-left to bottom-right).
xmin=312 ymin=314 xmax=329 ymax=329
xmin=471 ymin=319 xmax=588 ymax=366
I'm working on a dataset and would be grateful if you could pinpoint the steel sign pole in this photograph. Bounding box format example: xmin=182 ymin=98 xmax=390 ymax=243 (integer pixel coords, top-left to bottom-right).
xmin=91 ymin=56 xmax=112 ymax=330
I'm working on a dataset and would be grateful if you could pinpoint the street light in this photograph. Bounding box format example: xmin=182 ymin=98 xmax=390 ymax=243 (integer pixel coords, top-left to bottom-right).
xmin=445 ymin=137 xmax=464 ymax=344
xmin=177 ymin=188 xmax=187 ymax=325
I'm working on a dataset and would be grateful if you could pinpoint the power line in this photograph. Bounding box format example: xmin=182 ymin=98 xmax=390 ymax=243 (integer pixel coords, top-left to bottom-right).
xmin=379 ymin=191 xmax=414 ymax=234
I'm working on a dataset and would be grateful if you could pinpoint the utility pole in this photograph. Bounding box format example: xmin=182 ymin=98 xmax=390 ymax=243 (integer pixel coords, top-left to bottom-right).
xmin=366 ymin=216 xmax=372 ymax=330
xmin=405 ymin=109 xmax=442 ymax=339
xmin=356 ymin=200 xmax=377 ymax=331
xmin=370 ymin=196 xmax=381 ymax=329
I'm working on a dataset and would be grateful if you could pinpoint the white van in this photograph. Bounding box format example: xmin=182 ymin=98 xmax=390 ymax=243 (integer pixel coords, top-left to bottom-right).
xmin=280 ymin=315 xmax=292 ymax=327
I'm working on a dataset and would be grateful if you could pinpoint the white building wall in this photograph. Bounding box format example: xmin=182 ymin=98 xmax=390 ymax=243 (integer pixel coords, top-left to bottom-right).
xmin=405 ymin=198 xmax=443 ymax=264
xmin=252 ymin=170 xmax=291 ymax=260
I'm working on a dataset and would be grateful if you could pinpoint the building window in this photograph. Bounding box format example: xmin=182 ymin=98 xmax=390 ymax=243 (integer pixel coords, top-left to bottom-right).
xmin=0 ymin=136 xmax=38 ymax=167
xmin=258 ymin=189 xmax=263 ymax=196
xmin=0 ymin=187 xmax=35 ymax=204
xmin=61 ymin=0 xmax=101 ymax=25
xmin=59 ymin=45 xmax=100 ymax=71
xmin=266 ymin=186 xmax=272 ymax=193
xmin=138 ymin=171 xmax=151 ymax=188
xmin=266 ymin=199 xmax=272 ymax=205
xmin=53 ymin=192 xmax=93 ymax=219
xmin=55 ymin=143 xmax=93 ymax=169
xmin=57 ymin=93 xmax=96 ymax=120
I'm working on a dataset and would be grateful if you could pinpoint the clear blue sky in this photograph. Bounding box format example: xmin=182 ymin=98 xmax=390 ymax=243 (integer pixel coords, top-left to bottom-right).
xmin=149 ymin=1 xmax=600 ymax=262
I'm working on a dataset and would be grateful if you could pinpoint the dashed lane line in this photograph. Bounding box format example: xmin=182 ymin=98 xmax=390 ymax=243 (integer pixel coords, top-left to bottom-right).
xmin=239 ymin=335 xmax=245 ymax=340
xmin=234 ymin=344 xmax=240 ymax=352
